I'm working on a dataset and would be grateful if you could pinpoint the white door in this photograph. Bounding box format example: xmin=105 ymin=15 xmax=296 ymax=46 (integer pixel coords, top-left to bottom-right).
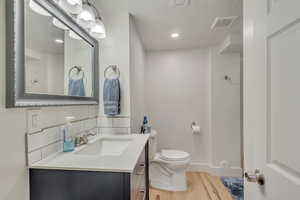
xmin=244 ymin=0 xmax=300 ymax=199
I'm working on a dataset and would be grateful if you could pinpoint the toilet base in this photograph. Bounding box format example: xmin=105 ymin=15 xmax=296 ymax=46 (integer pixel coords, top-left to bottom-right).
xmin=150 ymin=163 xmax=188 ymax=191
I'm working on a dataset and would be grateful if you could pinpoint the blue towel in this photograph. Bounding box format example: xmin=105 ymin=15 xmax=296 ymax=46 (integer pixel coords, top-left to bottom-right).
xmin=68 ymin=79 xmax=86 ymax=96
xmin=103 ymin=78 xmax=120 ymax=115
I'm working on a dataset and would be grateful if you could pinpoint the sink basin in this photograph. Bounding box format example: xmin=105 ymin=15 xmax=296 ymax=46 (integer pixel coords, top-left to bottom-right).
xmin=75 ymin=137 xmax=132 ymax=156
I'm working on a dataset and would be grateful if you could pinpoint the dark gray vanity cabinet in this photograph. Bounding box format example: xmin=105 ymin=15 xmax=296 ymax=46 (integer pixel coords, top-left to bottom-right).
xmin=30 ymin=144 xmax=149 ymax=200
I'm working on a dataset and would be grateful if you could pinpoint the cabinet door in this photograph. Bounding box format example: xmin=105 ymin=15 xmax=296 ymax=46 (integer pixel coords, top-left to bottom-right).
xmin=30 ymin=169 xmax=126 ymax=200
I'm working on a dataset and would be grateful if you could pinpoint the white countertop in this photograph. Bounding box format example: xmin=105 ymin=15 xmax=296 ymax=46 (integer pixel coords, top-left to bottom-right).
xmin=29 ymin=134 xmax=149 ymax=173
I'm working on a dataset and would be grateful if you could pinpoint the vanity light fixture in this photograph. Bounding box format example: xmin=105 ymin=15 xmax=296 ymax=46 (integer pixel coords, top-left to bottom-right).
xmin=171 ymin=33 xmax=180 ymax=38
xmin=76 ymin=1 xmax=96 ymax=29
xmin=29 ymin=0 xmax=106 ymax=40
xmin=67 ymin=0 xmax=81 ymax=6
xmin=69 ymin=30 xmax=83 ymax=40
xmin=58 ymin=0 xmax=83 ymax=14
xmin=90 ymin=17 xmax=106 ymax=39
xmin=29 ymin=0 xmax=51 ymax=16
xmin=53 ymin=17 xmax=69 ymax=30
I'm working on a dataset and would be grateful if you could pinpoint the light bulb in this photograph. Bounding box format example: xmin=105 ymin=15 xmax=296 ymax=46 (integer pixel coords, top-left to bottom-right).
xmin=90 ymin=18 xmax=106 ymax=39
xmin=29 ymin=0 xmax=51 ymax=16
xmin=58 ymin=0 xmax=82 ymax=14
xmin=67 ymin=0 xmax=79 ymax=5
xmin=77 ymin=3 xmax=95 ymax=28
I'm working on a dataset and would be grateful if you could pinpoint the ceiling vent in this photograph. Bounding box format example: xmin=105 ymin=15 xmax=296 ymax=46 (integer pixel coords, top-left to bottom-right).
xmin=211 ymin=16 xmax=238 ymax=30
xmin=169 ymin=0 xmax=190 ymax=7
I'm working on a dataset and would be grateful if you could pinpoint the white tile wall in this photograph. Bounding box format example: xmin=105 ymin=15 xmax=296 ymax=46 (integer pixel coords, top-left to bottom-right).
xmin=27 ymin=127 xmax=61 ymax=152
xmin=88 ymin=105 xmax=98 ymax=118
xmin=27 ymin=150 xmax=42 ymax=165
xmin=70 ymin=120 xmax=85 ymax=135
xmin=43 ymin=127 xmax=61 ymax=145
xmin=41 ymin=141 xmax=63 ymax=159
xmin=112 ymin=117 xmax=130 ymax=128
xmin=97 ymin=116 xmax=131 ymax=135
xmin=97 ymin=117 xmax=113 ymax=127
xmin=26 ymin=106 xmax=99 ymax=166
xmin=26 ymin=108 xmax=131 ymax=165
xmin=27 ymin=106 xmax=91 ymax=131
xmin=85 ymin=118 xmax=97 ymax=130
xmin=27 ymin=109 xmax=42 ymax=133
xmin=99 ymin=127 xmax=130 ymax=135
xmin=27 ymin=133 xmax=43 ymax=152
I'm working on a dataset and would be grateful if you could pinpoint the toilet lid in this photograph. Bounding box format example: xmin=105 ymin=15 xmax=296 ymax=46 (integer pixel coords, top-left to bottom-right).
xmin=160 ymin=149 xmax=190 ymax=161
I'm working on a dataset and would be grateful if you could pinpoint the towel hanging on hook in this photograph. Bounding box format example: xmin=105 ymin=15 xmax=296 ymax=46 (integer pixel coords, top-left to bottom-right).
xmin=104 ymin=65 xmax=120 ymax=79
xmin=69 ymin=66 xmax=85 ymax=80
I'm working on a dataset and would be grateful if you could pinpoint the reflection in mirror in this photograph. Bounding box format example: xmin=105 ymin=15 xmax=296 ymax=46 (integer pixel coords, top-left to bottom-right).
xmin=25 ymin=0 xmax=93 ymax=97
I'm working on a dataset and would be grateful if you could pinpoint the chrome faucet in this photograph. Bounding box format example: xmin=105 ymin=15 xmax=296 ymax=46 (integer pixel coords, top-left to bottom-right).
xmin=86 ymin=131 xmax=97 ymax=137
xmin=75 ymin=131 xmax=97 ymax=147
xmin=75 ymin=134 xmax=88 ymax=147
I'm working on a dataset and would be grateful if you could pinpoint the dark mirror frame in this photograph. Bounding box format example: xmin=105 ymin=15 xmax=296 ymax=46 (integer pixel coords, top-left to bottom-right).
xmin=6 ymin=0 xmax=99 ymax=108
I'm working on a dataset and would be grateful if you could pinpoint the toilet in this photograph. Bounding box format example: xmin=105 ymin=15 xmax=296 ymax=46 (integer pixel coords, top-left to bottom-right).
xmin=149 ymin=130 xmax=191 ymax=191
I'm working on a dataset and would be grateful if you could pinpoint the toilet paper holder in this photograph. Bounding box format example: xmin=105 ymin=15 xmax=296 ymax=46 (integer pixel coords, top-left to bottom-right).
xmin=191 ymin=122 xmax=197 ymax=128
xmin=191 ymin=122 xmax=201 ymax=134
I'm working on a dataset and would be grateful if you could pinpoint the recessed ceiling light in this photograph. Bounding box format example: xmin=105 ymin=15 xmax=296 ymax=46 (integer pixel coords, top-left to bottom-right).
xmin=171 ymin=33 xmax=180 ymax=38
xmin=55 ymin=39 xmax=64 ymax=44
xmin=169 ymin=0 xmax=190 ymax=7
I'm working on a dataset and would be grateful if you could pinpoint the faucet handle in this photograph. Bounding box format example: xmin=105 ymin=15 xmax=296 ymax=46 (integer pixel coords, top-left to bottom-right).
xmin=82 ymin=134 xmax=89 ymax=143
xmin=75 ymin=135 xmax=88 ymax=146
xmin=86 ymin=130 xmax=97 ymax=137
xmin=74 ymin=136 xmax=82 ymax=146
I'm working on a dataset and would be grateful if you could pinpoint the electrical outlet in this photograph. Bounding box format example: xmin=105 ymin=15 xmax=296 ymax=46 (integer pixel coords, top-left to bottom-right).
xmin=27 ymin=109 xmax=42 ymax=133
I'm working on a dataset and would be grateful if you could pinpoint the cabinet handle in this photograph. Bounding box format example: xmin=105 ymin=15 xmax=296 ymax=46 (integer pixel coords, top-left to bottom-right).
xmin=137 ymin=190 xmax=145 ymax=200
xmin=136 ymin=164 xmax=145 ymax=175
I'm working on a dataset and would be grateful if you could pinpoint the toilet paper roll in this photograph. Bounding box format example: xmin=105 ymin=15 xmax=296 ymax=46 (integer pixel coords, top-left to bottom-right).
xmin=191 ymin=125 xmax=201 ymax=134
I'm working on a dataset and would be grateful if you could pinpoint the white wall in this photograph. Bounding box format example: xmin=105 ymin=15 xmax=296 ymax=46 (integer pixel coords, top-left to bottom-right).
xmin=25 ymin=52 xmax=64 ymax=95
xmin=145 ymin=48 xmax=242 ymax=176
xmin=210 ymin=47 xmax=242 ymax=175
xmin=47 ymin=53 xmax=64 ymax=95
xmin=64 ymin=32 xmax=93 ymax=96
xmin=145 ymin=49 xmax=211 ymax=164
xmin=129 ymin=15 xmax=145 ymax=134
xmin=0 ymin=2 xmax=96 ymax=200
xmin=25 ymin=56 xmax=49 ymax=94
xmin=95 ymin=0 xmax=131 ymax=118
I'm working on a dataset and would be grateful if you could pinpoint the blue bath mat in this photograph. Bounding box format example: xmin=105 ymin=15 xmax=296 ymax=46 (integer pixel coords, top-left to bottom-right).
xmin=221 ymin=177 xmax=244 ymax=200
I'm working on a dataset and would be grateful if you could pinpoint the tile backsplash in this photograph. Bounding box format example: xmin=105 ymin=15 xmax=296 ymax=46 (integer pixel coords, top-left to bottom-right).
xmin=97 ymin=116 xmax=131 ymax=135
xmin=26 ymin=106 xmax=131 ymax=165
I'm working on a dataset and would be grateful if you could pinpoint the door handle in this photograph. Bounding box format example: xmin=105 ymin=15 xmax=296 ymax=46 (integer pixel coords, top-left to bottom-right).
xmin=244 ymin=169 xmax=265 ymax=185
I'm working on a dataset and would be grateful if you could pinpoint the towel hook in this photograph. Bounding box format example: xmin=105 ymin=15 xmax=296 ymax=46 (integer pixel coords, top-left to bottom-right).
xmin=69 ymin=66 xmax=85 ymax=80
xmin=104 ymin=65 xmax=120 ymax=79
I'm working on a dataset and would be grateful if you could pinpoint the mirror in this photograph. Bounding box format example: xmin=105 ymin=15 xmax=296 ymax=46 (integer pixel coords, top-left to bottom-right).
xmin=6 ymin=0 xmax=99 ymax=107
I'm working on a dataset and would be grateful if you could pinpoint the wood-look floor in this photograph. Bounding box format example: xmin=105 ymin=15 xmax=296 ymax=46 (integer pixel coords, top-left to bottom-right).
xmin=149 ymin=172 xmax=233 ymax=200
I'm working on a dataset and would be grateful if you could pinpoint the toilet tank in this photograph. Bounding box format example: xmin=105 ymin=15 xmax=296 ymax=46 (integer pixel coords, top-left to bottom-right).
xmin=148 ymin=130 xmax=158 ymax=160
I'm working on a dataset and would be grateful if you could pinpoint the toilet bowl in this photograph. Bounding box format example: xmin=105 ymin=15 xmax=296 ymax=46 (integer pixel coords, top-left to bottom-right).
xmin=149 ymin=130 xmax=191 ymax=191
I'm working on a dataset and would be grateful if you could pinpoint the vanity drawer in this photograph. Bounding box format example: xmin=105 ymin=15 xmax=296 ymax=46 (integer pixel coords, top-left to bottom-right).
xmin=131 ymin=150 xmax=146 ymax=200
xmin=136 ymin=190 xmax=145 ymax=200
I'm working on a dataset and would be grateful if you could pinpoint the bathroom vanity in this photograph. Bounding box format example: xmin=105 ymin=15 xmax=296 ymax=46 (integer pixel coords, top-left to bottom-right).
xmin=29 ymin=134 xmax=149 ymax=200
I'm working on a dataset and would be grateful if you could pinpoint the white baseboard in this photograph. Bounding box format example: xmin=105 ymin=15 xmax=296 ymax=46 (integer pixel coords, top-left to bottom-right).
xmin=188 ymin=162 xmax=243 ymax=177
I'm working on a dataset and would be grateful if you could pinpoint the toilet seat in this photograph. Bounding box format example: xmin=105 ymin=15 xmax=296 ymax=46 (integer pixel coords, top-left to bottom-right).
xmin=160 ymin=149 xmax=190 ymax=161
